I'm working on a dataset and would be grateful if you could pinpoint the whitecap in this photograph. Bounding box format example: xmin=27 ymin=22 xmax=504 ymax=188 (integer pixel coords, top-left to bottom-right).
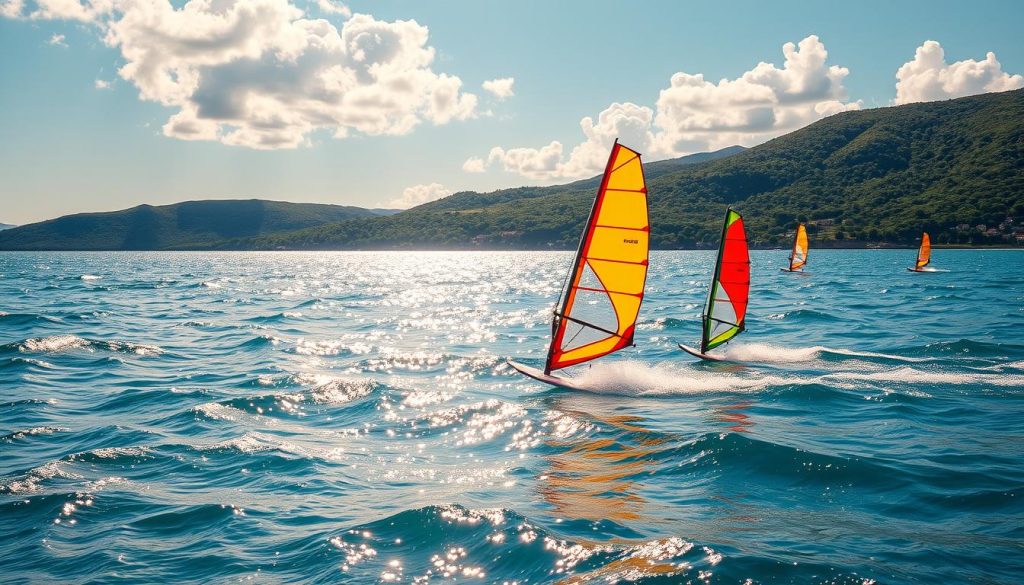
xmin=1 ymin=461 xmax=81 ymax=494
xmin=19 ymin=335 xmax=89 ymax=353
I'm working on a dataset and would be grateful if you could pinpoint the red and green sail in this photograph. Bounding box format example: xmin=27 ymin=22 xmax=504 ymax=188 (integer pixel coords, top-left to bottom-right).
xmin=702 ymin=208 xmax=750 ymax=353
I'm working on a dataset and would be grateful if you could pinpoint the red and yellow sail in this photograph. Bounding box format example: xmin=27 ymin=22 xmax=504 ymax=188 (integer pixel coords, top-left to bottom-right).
xmin=702 ymin=208 xmax=750 ymax=353
xmin=545 ymin=141 xmax=649 ymax=373
xmin=789 ymin=223 xmax=808 ymax=271
xmin=916 ymin=232 xmax=931 ymax=269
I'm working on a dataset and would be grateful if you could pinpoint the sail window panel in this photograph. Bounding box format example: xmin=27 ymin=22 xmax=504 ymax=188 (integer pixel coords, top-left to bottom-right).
xmin=710 ymin=286 xmax=738 ymax=326
xmin=588 ymin=259 xmax=646 ymax=296
xmin=710 ymin=320 xmax=734 ymax=341
xmin=605 ymin=157 xmax=645 ymax=192
xmin=594 ymin=191 xmax=648 ymax=230
xmin=565 ymin=287 xmax=618 ymax=339
xmin=561 ymin=322 xmax=613 ymax=352
xmin=576 ymin=262 xmax=604 ymax=290
xmin=588 ymin=227 xmax=648 ymax=265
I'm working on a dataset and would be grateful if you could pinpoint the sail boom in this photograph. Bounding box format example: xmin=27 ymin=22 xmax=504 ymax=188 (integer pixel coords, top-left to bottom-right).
xmin=553 ymin=312 xmax=624 ymax=338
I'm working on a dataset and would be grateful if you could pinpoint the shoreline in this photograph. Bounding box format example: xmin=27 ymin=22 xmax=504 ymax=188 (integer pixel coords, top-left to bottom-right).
xmin=1 ymin=246 xmax=1021 ymax=253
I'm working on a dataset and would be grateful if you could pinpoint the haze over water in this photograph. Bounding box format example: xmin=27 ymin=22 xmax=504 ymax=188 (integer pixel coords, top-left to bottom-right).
xmin=2 ymin=250 xmax=1023 ymax=584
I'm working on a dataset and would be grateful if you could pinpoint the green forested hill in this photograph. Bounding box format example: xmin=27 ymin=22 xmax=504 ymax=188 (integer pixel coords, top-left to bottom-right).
xmin=234 ymin=89 xmax=1024 ymax=250
xmin=3 ymin=90 xmax=1022 ymax=251
xmin=0 ymin=200 xmax=380 ymax=250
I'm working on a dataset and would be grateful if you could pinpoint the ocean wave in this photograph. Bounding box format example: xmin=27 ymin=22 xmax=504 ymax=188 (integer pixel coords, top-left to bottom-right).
xmin=328 ymin=504 xmax=707 ymax=584
xmin=0 ymin=312 xmax=62 ymax=326
xmin=1 ymin=426 xmax=68 ymax=442
xmin=4 ymin=335 xmax=163 ymax=356
xmin=1 ymin=461 xmax=82 ymax=494
xmin=1 ymin=356 xmax=55 ymax=370
xmin=196 ymin=431 xmax=346 ymax=463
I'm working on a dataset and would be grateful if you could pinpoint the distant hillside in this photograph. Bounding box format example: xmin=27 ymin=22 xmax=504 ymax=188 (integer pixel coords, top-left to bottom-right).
xmin=231 ymin=89 xmax=1024 ymax=250
xmin=0 ymin=200 xmax=378 ymax=250
xmin=0 ymin=223 xmax=15 ymax=231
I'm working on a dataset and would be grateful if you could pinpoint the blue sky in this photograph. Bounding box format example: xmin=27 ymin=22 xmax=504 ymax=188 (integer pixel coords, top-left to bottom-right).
xmin=1 ymin=0 xmax=1022 ymax=224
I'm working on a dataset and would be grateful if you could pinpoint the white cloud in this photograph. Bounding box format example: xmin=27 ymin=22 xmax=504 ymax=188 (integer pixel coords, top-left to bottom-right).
xmin=894 ymin=40 xmax=1023 ymax=105
xmin=475 ymin=35 xmax=860 ymax=180
xmin=0 ymin=0 xmax=23 ymax=19
xmin=48 ymin=33 xmax=66 ymax=46
xmin=388 ymin=182 xmax=451 ymax=209
xmin=482 ymin=77 xmax=514 ymax=100
xmin=94 ymin=78 xmax=110 ymax=89
xmin=462 ymin=156 xmax=486 ymax=173
xmin=2 ymin=0 xmax=480 ymax=149
xmin=315 ymin=0 xmax=349 ymax=17
xmin=30 ymin=0 xmax=106 ymax=21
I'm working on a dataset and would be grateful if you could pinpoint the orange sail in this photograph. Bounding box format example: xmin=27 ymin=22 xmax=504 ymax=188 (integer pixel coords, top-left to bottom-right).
xmin=789 ymin=224 xmax=808 ymax=271
xmin=916 ymin=232 xmax=931 ymax=269
xmin=545 ymin=141 xmax=649 ymax=373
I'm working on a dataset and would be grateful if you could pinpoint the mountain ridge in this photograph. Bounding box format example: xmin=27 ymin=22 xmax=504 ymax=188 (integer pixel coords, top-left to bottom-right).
xmin=230 ymin=89 xmax=1024 ymax=250
xmin=0 ymin=199 xmax=381 ymax=250
xmin=2 ymin=89 xmax=1022 ymax=250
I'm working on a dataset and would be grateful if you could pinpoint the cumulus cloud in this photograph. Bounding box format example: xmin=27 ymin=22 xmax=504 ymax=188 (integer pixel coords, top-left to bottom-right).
xmin=388 ymin=182 xmax=451 ymax=209
xmin=473 ymin=35 xmax=861 ymax=180
xmin=94 ymin=78 xmax=110 ymax=89
xmin=0 ymin=0 xmax=23 ymax=19
xmin=462 ymin=156 xmax=486 ymax=173
xmin=48 ymin=32 xmax=66 ymax=46
xmin=315 ymin=0 xmax=349 ymax=17
xmin=894 ymin=40 xmax=1023 ymax=105
xmin=482 ymin=77 xmax=514 ymax=100
xmin=2 ymin=0 xmax=479 ymax=149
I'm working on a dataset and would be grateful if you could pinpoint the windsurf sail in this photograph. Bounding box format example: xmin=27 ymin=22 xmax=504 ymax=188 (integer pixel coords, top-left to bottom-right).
xmin=916 ymin=232 xmax=931 ymax=269
xmin=788 ymin=223 xmax=808 ymax=271
xmin=545 ymin=140 xmax=649 ymax=374
xmin=701 ymin=208 xmax=750 ymax=353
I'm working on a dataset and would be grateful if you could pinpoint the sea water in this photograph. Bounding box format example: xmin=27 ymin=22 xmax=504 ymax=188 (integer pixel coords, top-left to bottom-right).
xmin=1 ymin=250 xmax=1022 ymax=584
